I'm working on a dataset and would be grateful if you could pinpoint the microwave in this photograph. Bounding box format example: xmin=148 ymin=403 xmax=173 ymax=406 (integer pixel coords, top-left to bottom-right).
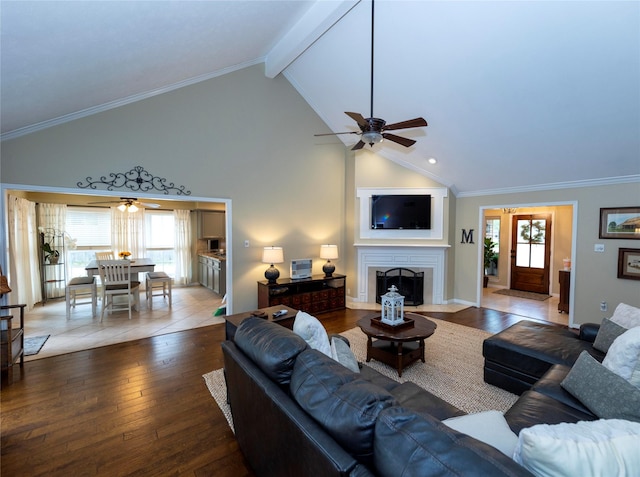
xmin=207 ymin=239 xmax=220 ymax=251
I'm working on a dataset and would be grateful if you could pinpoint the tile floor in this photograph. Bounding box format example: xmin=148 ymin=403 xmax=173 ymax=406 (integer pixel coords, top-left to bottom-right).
xmin=23 ymin=285 xmax=225 ymax=361
xmin=482 ymin=286 xmax=566 ymax=326
xmin=350 ymin=286 xmax=565 ymax=325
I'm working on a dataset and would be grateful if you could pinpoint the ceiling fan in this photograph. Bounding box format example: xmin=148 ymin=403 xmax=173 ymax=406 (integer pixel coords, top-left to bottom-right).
xmin=88 ymin=197 xmax=161 ymax=212
xmin=315 ymin=0 xmax=427 ymax=151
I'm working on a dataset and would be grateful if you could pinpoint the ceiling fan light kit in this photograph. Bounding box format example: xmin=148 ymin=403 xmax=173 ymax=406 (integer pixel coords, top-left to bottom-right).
xmin=89 ymin=197 xmax=160 ymax=211
xmin=315 ymin=0 xmax=427 ymax=151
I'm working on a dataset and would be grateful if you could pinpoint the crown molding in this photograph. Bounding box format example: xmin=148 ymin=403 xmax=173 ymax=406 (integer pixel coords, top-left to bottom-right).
xmin=456 ymin=175 xmax=640 ymax=198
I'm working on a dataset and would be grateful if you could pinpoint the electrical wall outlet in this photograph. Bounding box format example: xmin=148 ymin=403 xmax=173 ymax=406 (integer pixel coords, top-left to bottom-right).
xmin=594 ymin=244 xmax=605 ymax=252
xmin=600 ymin=301 xmax=608 ymax=312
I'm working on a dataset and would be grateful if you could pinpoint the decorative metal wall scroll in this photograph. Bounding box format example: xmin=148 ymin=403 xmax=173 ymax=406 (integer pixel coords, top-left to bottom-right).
xmin=77 ymin=165 xmax=191 ymax=196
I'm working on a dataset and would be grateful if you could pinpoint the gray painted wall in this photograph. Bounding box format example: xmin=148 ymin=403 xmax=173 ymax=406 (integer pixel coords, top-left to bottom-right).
xmin=1 ymin=64 xmax=347 ymax=312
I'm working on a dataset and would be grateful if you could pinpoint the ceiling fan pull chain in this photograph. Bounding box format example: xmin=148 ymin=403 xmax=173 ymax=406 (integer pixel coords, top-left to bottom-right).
xmin=370 ymin=0 xmax=375 ymax=119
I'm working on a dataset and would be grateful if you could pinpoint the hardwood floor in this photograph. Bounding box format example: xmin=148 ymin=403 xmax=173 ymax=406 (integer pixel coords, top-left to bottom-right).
xmin=1 ymin=307 xmax=543 ymax=476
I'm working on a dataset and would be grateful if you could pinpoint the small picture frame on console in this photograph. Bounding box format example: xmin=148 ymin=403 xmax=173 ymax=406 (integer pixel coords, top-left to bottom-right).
xmin=617 ymin=248 xmax=640 ymax=281
xmin=599 ymin=207 xmax=640 ymax=240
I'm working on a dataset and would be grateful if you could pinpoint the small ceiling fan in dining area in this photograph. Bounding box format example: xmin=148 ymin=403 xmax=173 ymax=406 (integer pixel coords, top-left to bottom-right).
xmin=88 ymin=197 xmax=160 ymax=212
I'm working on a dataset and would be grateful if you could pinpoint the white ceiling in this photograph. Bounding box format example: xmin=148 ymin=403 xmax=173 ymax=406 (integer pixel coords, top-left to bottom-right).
xmin=2 ymin=0 xmax=639 ymax=195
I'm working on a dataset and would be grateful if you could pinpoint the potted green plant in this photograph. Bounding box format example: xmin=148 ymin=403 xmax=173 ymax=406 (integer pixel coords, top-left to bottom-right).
xmin=42 ymin=242 xmax=60 ymax=264
xmin=483 ymin=237 xmax=498 ymax=288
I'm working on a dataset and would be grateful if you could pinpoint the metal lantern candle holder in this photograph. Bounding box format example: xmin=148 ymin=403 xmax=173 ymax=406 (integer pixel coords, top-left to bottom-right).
xmin=381 ymin=285 xmax=405 ymax=326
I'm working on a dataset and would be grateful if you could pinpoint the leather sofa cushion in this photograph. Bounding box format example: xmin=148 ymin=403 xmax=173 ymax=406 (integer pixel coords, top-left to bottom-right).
xmin=504 ymin=390 xmax=596 ymax=434
xmin=290 ymin=349 xmax=397 ymax=463
xmin=374 ymin=406 xmax=535 ymax=477
xmin=235 ymin=317 xmax=308 ymax=385
xmin=390 ymin=381 xmax=465 ymax=421
xmin=483 ymin=320 xmax=605 ymax=380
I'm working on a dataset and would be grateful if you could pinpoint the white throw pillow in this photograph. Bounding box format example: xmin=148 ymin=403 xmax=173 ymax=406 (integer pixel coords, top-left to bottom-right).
xmin=330 ymin=337 xmax=360 ymax=373
xmin=442 ymin=410 xmax=518 ymax=457
xmin=293 ymin=311 xmax=331 ymax=357
xmin=513 ymin=419 xmax=640 ymax=477
xmin=610 ymin=303 xmax=640 ymax=329
xmin=602 ymin=326 xmax=640 ymax=389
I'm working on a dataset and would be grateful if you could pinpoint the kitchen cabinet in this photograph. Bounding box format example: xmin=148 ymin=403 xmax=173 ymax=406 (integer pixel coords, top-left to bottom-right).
xmin=197 ymin=211 xmax=225 ymax=238
xmin=198 ymin=254 xmax=226 ymax=295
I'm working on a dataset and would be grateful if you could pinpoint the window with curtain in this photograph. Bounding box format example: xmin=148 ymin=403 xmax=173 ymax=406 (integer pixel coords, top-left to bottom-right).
xmin=145 ymin=210 xmax=175 ymax=275
xmin=64 ymin=206 xmax=190 ymax=282
xmin=66 ymin=207 xmax=111 ymax=278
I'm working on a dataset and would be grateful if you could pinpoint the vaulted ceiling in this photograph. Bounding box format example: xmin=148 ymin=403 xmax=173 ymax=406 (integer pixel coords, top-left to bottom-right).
xmin=2 ymin=1 xmax=638 ymax=195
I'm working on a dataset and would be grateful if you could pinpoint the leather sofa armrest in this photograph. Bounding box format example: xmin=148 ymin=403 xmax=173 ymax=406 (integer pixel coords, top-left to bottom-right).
xmin=578 ymin=323 xmax=600 ymax=343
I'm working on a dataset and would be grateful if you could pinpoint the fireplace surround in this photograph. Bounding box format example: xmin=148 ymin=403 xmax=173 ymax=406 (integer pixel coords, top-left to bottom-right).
xmin=355 ymin=245 xmax=448 ymax=305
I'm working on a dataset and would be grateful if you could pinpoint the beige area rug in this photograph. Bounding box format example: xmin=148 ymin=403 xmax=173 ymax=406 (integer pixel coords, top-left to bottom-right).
xmin=493 ymin=289 xmax=550 ymax=301
xmin=203 ymin=319 xmax=518 ymax=432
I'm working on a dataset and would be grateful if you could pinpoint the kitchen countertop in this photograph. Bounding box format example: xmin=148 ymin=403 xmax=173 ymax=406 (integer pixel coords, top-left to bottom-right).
xmin=198 ymin=252 xmax=226 ymax=262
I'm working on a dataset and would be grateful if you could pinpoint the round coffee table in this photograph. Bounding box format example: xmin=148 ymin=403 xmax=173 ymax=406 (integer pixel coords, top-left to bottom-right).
xmin=356 ymin=313 xmax=437 ymax=377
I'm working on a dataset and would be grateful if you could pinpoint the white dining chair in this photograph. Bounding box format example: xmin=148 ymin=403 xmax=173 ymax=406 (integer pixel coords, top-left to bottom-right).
xmin=65 ymin=276 xmax=97 ymax=319
xmin=98 ymin=260 xmax=141 ymax=321
xmin=95 ymin=251 xmax=115 ymax=261
xmin=145 ymin=271 xmax=172 ymax=309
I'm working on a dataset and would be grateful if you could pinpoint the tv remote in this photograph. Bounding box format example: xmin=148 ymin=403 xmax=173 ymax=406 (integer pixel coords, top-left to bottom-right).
xmin=272 ymin=309 xmax=288 ymax=318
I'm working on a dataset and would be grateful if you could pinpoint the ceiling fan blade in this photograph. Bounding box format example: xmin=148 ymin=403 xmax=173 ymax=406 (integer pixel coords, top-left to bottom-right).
xmin=314 ymin=131 xmax=359 ymax=137
xmin=88 ymin=200 xmax=120 ymax=205
xmin=351 ymin=140 xmax=366 ymax=151
xmin=382 ymin=133 xmax=416 ymax=148
xmin=383 ymin=117 xmax=428 ymax=131
xmin=138 ymin=201 xmax=160 ymax=208
xmin=345 ymin=112 xmax=368 ymax=128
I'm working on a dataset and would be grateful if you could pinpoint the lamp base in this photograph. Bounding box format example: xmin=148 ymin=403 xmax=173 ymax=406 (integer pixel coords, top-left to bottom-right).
xmin=265 ymin=265 xmax=280 ymax=284
xmin=322 ymin=261 xmax=335 ymax=278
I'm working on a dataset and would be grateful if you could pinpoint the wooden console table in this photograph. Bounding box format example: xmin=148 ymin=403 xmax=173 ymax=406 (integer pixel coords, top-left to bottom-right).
xmin=1 ymin=304 xmax=25 ymax=384
xmin=224 ymin=305 xmax=298 ymax=341
xmin=558 ymin=270 xmax=570 ymax=313
xmin=258 ymin=274 xmax=346 ymax=315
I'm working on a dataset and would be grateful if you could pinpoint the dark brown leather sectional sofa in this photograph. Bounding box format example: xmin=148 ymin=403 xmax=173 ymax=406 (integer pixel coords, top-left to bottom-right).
xmin=222 ymin=317 xmax=551 ymax=476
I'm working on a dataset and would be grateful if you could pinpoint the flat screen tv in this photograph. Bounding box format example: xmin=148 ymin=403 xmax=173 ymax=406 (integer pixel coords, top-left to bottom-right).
xmin=371 ymin=194 xmax=431 ymax=230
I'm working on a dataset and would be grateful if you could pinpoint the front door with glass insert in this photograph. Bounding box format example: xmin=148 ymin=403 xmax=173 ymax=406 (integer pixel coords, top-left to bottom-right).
xmin=510 ymin=214 xmax=551 ymax=294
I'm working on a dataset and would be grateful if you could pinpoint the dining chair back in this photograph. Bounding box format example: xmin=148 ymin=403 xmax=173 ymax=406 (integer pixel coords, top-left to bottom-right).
xmin=95 ymin=251 xmax=115 ymax=261
xmin=98 ymin=260 xmax=140 ymax=321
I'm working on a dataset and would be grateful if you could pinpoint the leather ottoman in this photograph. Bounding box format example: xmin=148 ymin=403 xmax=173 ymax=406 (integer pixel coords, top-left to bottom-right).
xmin=482 ymin=320 xmax=605 ymax=395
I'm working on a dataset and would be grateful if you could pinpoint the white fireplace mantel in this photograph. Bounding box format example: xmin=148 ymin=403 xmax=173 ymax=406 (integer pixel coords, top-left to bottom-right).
xmin=355 ymin=244 xmax=449 ymax=305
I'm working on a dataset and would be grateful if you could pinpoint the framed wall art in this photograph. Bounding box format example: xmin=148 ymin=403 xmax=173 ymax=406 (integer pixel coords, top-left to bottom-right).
xmin=599 ymin=207 xmax=640 ymax=240
xmin=617 ymin=248 xmax=640 ymax=281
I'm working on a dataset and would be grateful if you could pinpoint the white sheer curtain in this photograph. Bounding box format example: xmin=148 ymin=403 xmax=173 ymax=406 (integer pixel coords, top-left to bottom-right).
xmin=173 ymin=209 xmax=192 ymax=285
xmin=6 ymin=195 xmax=41 ymax=309
xmin=111 ymin=207 xmax=146 ymax=258
xmin=38 ymin=203 xmax=68 ymax=298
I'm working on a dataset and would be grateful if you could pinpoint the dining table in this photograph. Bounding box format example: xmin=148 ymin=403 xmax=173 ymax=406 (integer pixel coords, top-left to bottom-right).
xmin=85 ymin=258 xmax=156 ymax=282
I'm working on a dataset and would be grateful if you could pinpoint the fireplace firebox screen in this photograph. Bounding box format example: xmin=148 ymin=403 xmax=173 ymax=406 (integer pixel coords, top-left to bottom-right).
xmin=376 ymin=268 xmax=424 ymax=306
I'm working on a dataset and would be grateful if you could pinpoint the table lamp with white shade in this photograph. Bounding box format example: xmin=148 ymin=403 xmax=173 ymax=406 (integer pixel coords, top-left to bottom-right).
xmin=320 ymin=244 xmax=338 ymax=277
xmin=262 ymin=246 xmax=284 ymax=283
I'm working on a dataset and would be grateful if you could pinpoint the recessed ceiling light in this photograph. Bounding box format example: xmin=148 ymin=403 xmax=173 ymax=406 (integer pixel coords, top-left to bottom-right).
xmin=428 ymin=158 xmax=437 ymax=165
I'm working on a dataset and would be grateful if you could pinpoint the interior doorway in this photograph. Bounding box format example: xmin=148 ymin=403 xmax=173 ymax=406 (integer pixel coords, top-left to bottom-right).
xmin=480 ymin=204 xmax=575 ymax=326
